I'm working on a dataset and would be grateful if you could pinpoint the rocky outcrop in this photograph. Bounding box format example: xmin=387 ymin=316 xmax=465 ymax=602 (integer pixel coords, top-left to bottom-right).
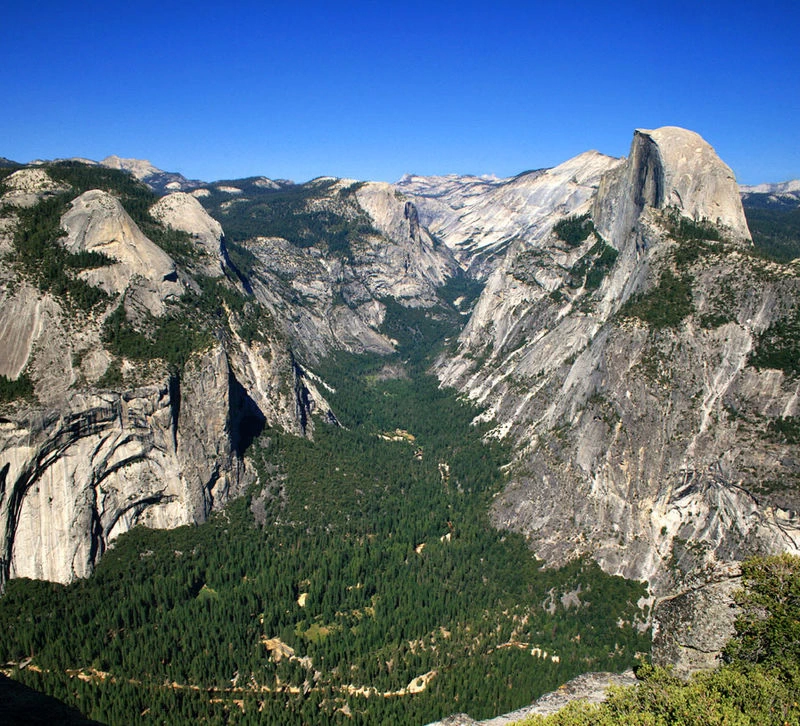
xmin=651 ymin=564 xmax=741 ymax=677
xmin=355 ymin=182 xmax=456 ymax=301
xmin=424 ymin=670 xmax=639 ymax=725
xmin=1 ymin=167 xmax=70 ymax=208
xmin=61 ymin=190 xmax=182 ymax=316
xmin=0 ymin=283 xmax=45 ymax=380
xmin=150 ymin=192 xmax=226 ymax=276
xmin=593 ymin=127 xmax=751 ymax=250
xmin=435 ymin=127 xmax=800 ymax=672
xmin=0 ymin=169 xmax=319 ymax=589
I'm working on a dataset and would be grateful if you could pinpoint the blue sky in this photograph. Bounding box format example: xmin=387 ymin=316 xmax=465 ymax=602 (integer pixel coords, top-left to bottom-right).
xmin=2 ymin=1 xmax=798 ymax=184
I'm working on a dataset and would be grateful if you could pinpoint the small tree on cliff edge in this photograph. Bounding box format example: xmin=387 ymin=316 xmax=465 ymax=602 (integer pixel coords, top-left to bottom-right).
xmin=724 ymin=552 xmax=800 ymax=680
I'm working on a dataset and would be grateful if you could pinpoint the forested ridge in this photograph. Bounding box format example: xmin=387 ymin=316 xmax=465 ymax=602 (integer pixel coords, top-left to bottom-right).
xmin=0 ymin=309 xmax=650 ymax=724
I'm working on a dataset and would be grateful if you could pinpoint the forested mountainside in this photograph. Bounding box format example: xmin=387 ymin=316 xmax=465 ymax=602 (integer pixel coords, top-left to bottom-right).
xmin=0 ymin=127 xmax=799 ymax=724
xmin=741 ymin=181 xmax=800 ymax=263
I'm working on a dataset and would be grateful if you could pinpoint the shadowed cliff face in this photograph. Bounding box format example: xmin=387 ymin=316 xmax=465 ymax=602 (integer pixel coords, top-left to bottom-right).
xmin=434 ymin=127 xmax=799 ymax=673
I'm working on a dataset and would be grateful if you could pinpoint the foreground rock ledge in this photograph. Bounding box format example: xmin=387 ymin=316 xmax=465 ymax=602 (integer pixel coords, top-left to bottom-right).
xmin=425 ymin=669 xmax=638 ymax=725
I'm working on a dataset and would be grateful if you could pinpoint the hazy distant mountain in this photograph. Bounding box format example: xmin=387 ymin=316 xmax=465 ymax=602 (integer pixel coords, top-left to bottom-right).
xmin=739 ymin=179 xmax=800 ymax=261
xmin=740 ymin=179 xmax=800 ymax=209
xmin=100 ymin=155 xmax=206 ymax=194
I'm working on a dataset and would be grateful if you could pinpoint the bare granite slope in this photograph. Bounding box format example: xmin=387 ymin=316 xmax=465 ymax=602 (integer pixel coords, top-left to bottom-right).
xmin=435 ymin=126 xmax=800 ymax=674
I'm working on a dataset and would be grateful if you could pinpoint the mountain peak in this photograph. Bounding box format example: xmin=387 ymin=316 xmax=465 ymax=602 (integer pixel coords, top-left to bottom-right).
xmin=635 ymin=126 xmax=750 ymax=237
xmin=594 ymin=126 xmax=751 ymax=248
xmin=100 ymin=155 xmax=162 ymax=180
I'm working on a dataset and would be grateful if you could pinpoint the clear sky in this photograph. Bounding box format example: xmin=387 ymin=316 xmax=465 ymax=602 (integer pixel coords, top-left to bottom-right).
xmin=2 ymin=0 xmax=798 ymax=185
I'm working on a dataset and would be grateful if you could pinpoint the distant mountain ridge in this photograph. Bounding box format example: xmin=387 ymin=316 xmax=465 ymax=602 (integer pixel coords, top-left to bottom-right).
xmin=739 ymin=178 xmax=800 ymax=214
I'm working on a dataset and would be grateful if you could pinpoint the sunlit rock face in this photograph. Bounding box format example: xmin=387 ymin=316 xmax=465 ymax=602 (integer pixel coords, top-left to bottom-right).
xmin=1 ymin=168 xmax=71 ymax=208
xmin=396 ymin=150 xmax=622 ymax=278
xmin=150 ymin=192 xmax=226 ymax=276
xmin=434 ymin=126 xmax=799 ymax=673
xmin=1 ymin=346 xmax=240 ymax=586
xmin=61 ymin=190 xmax=183 ymax=316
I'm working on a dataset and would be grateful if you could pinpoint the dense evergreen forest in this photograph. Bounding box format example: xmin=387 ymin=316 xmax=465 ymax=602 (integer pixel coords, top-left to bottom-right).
xmin=0 ymin=304 xmax=650 ymax=724
xmin=743 ymin=198 xmax=800 ymax=262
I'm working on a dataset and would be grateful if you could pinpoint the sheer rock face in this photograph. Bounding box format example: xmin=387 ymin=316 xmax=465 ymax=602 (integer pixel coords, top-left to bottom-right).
xmin=0 ymin=283 xmax=45 ymax=380
xmin=435 ymin=127 xmax=800 ymax=672
xmin=0 ymin=345 xmax=243 ymax=586
xmin=150 ymin=192 xmax=226 ymax=276
xmin=354 ymin=182 xmax=457 ymax=300
xmin=651 ymin=565 xmax=742 ymax=677
xmin=593 ymin=127 xmax=751 ymax=251
xmin=245 ymin=234 xmax=397 ymax=362
xmin=0 ymin=307 xmax=309 ymax=587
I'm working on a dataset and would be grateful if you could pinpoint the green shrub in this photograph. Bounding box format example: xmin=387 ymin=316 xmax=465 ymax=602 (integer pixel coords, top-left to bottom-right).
xmin=101 ymin=303 xmax=212 ymax=374
xmin=554 ymin=213 xmax=596 ymax=247
xmin=619 ymin=269 xmax=694 ymax=328
xmin=766 ymin=416 xmax=800 ymax=444
xmin=748 ymin=306 xmax=800 ymax=378
xmin=0 ymin=373 xmax=34 ymax=403
xmin=585 ymin=242 xmax=619 ymax=291
xmin=724 ymin=553 xmax=800 ymax=679
xmin=662 ymin=207 xmax=724 ymax=244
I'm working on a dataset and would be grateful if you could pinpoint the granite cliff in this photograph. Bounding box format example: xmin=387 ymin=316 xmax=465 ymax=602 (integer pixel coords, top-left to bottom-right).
xmin=0 ymin=168 xmax=307 ymax=588
xmin=0 ymin=162 xmax=460 ymax=589
xmin=432 ymin=127 xmax=800 ymax=674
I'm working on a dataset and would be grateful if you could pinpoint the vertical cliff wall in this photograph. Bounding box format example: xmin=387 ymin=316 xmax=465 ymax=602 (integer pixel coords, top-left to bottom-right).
xmin=436 ymin=127 xmax=800 ymax=673
xmin=0 ymin=175 xmax=317 ymax=589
